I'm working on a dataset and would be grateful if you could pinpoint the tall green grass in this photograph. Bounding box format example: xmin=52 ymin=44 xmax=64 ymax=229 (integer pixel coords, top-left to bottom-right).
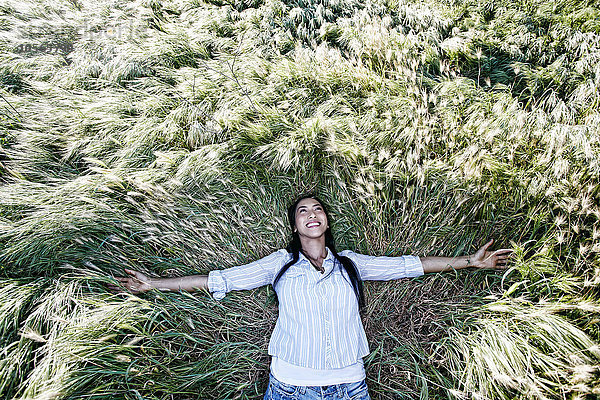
xmin=0 ymin=0 xmax=599 ymax=398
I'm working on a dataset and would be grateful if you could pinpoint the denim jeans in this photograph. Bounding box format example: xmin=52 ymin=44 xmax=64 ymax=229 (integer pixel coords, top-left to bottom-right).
xmin=263 ymin=373 xmax=371 ymax=400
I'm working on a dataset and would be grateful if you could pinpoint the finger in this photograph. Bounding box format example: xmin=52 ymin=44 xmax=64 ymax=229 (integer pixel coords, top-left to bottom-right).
xmin=127 ymin=269 xmax=148 ymax=282
xmin=493 ymin=248 xmax=513 ymax=254
xmin=124 ymin=269 xmax=137 ymax=277
xmin=124 ymin=269 xmax=144 ymax=280
xmin=109 ymin=280 xmax=136 ymax=291
xmin=495 ymin=254 xmax=513 ymax=260
xmin=482 ymin=239 xmax=494 ymax=250
xmin=106 ymin=284 xmax=126 ymax=293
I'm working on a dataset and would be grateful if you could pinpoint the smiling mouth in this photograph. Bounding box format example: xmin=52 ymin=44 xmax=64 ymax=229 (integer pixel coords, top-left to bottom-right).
xmin=306 ymin=222 xmax=321 ymax=228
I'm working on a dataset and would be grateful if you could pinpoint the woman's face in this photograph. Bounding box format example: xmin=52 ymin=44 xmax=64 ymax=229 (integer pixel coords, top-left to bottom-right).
xmin=293 ymin=198 xmax=329 ymax=239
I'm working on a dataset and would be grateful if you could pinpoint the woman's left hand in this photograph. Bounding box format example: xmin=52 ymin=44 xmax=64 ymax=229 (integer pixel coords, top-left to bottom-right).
xmin=470 ymin=239 xmax=513 ymax=270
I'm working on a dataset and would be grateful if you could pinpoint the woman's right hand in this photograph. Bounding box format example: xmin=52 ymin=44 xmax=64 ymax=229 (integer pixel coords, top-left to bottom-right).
xmin=108 ymin=269 xmax=154 ymax=294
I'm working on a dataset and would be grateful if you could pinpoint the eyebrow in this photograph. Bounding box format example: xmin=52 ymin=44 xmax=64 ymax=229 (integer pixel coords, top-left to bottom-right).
xmin=296 ymin=203 xmax=321 ymax=211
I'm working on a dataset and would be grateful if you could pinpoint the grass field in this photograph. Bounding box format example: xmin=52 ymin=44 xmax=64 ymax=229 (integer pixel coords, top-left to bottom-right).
xmin=0 ymin=0 xmax=599 ymax=398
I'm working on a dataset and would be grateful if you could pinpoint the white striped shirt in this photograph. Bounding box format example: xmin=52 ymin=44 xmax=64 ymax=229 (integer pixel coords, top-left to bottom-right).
xmin=207 ymin=248 xmax=423 ymax=369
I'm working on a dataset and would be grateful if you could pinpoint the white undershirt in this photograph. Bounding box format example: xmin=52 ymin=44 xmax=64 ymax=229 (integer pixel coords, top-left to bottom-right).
xmin=270 ymin=356 xmax=366 ymax=386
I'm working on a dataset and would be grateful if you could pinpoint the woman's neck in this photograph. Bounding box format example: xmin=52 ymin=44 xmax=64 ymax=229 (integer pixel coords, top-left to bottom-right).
xmin=300 ymin=238 xmax=328 ymax=269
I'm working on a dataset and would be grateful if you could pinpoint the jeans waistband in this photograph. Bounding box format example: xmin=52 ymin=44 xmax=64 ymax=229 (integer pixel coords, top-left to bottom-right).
xmin=269 ymin=372 xmax=359 ymax=396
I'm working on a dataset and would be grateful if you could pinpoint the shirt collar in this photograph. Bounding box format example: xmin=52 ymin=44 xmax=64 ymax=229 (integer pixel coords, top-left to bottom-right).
xmin=298 ymin=247 xmax=335 ymax=275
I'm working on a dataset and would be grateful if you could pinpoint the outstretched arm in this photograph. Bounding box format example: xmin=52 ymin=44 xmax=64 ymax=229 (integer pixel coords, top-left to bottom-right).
xmin=108 ymin=269 xmax=208 ymax=294
xmin=420 ymin=239 xmax=512 ymax=273
xmin=108 ymin=249 xmax=288 ymax=296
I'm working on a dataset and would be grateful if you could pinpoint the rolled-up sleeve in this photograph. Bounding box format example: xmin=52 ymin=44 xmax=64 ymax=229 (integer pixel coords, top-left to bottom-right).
xmin=339 ymin=250 xmax=423 ymax=281
xmin=207 ymin=249 xmax=289 ymax=300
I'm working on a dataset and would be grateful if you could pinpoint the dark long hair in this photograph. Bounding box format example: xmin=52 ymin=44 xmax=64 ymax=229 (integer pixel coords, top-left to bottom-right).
xmin=272 ymin=194 xmax=365 ymax=309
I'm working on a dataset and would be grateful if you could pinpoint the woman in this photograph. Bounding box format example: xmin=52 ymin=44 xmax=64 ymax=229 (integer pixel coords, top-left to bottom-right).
xmin=111 ymin=194 xmax=512 ymax=400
